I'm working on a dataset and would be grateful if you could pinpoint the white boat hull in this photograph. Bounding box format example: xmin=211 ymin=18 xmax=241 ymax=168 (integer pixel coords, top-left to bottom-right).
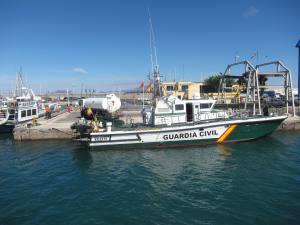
xmin=82 ymin=116 xmax=286 ymax=150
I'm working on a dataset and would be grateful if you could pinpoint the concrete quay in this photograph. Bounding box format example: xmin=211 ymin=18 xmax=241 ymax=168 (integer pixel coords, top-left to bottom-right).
xmin=13 ymin=112 xmax=80 ymax=141
xmin=277 ymin=116 xmax=300 ymax=131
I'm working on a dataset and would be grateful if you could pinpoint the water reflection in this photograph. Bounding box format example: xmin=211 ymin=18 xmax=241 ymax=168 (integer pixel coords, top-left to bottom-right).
xmin=0 ymin=133 xmax=13 ymax=147
xmin=71 ymin=145 xmax=93 ymax=170
xmin=139 ymin=147 xmax=229 ymax=183
xmin=216 ymin=144 xmax=232 ymax=157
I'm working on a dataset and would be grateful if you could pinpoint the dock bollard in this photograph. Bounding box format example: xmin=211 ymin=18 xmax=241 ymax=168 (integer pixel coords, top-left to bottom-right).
xmin=106 ymin=122 xmax=112 ymax=132
xmin=32 ymin=117 xmax=37 ymax=126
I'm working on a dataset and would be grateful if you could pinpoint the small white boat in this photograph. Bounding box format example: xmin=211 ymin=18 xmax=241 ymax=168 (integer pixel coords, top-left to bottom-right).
xmin=0 ymin=69 xmax=45 ymax=132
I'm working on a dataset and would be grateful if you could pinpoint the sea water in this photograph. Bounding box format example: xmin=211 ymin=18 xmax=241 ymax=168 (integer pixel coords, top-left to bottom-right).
xmin=0 ymin=132 xmax=299 ymax=225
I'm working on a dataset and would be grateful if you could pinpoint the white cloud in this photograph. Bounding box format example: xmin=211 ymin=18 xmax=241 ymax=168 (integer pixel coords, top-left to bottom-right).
xmin=72 ymin=67 xmax=88 ymax=74
xmin=243 ymin=6 xmax=259 ymax=18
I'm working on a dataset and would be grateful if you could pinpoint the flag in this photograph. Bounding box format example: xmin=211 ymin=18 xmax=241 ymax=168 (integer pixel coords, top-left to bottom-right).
xmin=139 ymin=81 xmax=144 ymax=89
xmin=146 ymin=83 xmax=152 ymax=93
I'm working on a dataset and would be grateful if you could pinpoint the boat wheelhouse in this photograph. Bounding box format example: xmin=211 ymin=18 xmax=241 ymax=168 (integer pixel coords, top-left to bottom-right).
xmin=15 ymin=99 xmax=39 ymax=123
xmin=142 ymin=95 xmax=228 ymax=126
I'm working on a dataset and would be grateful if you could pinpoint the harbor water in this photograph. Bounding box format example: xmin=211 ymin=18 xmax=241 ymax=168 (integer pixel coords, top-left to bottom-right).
xmin=0 ymin=132 xmax=299 ymax=225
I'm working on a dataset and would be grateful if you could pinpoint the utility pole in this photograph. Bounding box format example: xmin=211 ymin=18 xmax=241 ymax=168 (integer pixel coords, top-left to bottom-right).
xmin=182 ymin=64 xmax=185 ymax=81
xmin=296 ymin=40 xmax=300 ymax=100
xmin=67 ymin=88 xmax=70 ymax=106
xmin=234 ymin=55 xmax=239 ymax=63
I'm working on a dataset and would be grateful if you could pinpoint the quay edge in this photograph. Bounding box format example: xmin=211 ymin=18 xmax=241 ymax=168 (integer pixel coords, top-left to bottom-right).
xmin=13 ymin=111 xmax=79 ymax=141
xmin=277 ymin=116 xmax=300 ymax=131
xmin=13 ymin=127 xmax=74 ymax=141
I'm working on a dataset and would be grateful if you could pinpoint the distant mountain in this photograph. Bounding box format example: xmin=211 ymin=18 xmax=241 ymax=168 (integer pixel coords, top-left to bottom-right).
xmin=52 ymin=90 xmax=72 ymax=94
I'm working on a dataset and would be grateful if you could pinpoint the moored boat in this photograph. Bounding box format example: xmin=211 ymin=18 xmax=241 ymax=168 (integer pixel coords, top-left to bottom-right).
xmin=73 ymin=61 xmax=290 ymax=150
xmin=82 ymin=114 xmax=286 ymax=150
xmin=0 ymin=99 xmax=39 ymax=133
xmin=0 ymin=69 xmax=47 ymax=133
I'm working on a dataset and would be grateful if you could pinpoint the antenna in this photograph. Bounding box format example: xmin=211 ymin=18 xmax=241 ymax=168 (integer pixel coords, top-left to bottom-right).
xmin=174 ymin=67 xmax=177 ymax=82
xmin=148 ymin=9 xmax=154 ymax=73
xmin=234 ymin=52 xmax=240 ymax=63
xmin=148 ymin=8 xmax=158 ymax=67
xmin=182 ymin=64 xmax=185 ymax=81
xmin=147 ymin=8 xmax=161 ymax=98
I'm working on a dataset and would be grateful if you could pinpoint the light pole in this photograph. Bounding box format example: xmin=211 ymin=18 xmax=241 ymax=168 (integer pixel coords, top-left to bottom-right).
xmin=296 ymin=40 xmax=300 ymax=100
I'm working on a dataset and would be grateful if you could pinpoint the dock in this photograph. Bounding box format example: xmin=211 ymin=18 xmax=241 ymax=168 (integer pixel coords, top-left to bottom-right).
xmin=13 ymin=112 xmax=80 ymax=141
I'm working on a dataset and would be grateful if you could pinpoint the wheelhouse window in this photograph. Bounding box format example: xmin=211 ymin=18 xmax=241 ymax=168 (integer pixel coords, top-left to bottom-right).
xmin=27 ymin=109 xmax=32 ymax=116
xmin=32 ymin=109 xmax=37 ymax=116
xmin=166 ymin=85 xmax=174 ymax=91
xmin=175 ymin=104 xmax=184 ymax=111
xmin=21 ymin=110 xmax=26 ymax=118
xmin=181 ymin=85 xmax=188 ymax=92
xmin=200 ymin=103 xmax=212 ymax=109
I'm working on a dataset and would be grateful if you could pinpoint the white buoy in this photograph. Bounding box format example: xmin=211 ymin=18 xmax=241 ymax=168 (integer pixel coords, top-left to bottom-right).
xmin=106 ymin=122 xmax=112 ymax=132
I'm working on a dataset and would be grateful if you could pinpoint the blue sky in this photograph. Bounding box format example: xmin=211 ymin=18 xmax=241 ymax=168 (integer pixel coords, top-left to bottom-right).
xmin=0 ymin=0 xmax=299 ymax=94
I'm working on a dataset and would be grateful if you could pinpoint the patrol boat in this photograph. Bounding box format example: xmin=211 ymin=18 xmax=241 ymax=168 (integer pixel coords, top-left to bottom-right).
xmin=73 ymin=61 xmax=288 ymax=150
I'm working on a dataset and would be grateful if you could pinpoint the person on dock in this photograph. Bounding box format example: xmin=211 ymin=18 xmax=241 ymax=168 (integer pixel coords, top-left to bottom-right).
xmin=263 ymin=103 xmax=269 ymax=116
xmin=45 ymin=105 xmax=51 ymax=119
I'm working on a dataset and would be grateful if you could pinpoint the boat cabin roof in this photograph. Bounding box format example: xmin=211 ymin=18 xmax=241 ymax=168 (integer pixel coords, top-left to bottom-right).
xmin=155 ymin=95 xmax=215 ymax=115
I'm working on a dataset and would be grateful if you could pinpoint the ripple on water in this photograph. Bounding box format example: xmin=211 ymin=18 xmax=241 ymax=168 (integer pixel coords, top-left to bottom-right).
xmin=0 ymin=132 xmax=300 ymax=225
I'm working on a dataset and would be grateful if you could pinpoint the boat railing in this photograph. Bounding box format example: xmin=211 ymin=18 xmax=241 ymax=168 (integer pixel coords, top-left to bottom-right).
xmin=195 ymin=111 xmax=228 ymax=121
xmin=0 ymin=109 xmax=7 ymax=119
xmin=267 ymin=105 xmax=288 ymax=117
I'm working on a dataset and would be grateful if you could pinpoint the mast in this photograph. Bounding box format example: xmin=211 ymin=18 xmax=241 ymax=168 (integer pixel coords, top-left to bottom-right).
xmin=148 ymin=8 xmax=161 ymax=100
xmin=296 ymin=40 xmax=300 ymax=101
xmin=16 ymin=67 xmax=25 ymax=97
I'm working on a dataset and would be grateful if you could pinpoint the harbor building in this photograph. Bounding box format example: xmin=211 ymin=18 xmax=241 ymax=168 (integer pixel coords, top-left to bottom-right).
xmin=159 ymin=81 xmax=243 ymax=102
xmin=159 ymin=81 xmax=204 ymax=100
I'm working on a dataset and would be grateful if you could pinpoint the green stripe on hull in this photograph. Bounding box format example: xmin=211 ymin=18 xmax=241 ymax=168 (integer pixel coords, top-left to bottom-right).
xmin=225 ymin=119 xmax=284 ymax=142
